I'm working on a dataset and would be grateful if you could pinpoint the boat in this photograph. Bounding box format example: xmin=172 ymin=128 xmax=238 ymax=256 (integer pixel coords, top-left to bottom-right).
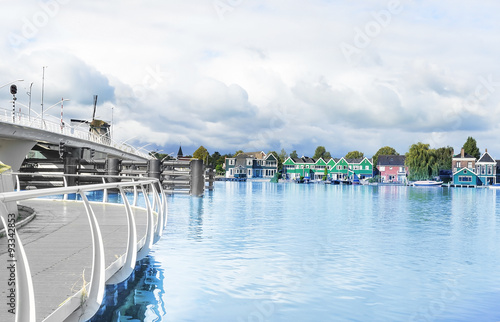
xmin=412 ymin=180 xmax=443 ymax=186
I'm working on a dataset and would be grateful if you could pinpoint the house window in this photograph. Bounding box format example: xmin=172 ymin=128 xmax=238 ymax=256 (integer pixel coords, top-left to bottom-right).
xmin=380 ymin=166 xmax=385 ymax=171
xmin=488 ymin=165 xmax=493 ymax=175
xmin=468 ymin=162 xmax=472 ymax=168
xmin=230 ymin=169 xmax=233 ymax=175
xmin=344 ymin=166 xmax=347 ymax=170
xmin=366 ymin=166 xmax=369 ymax=170
xmin=459 ymin=176 xmax=472 ymax=182
xmin=389 ymin=167 xmax=393 ymax=170
xmin=482 ymin=166 xmax=486 ymax=175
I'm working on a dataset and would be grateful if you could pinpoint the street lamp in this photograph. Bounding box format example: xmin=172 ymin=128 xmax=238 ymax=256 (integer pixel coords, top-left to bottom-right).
xmin=41 ymin=66 xmax=47 ymax=120
xmin=43 ymin=98 xmax=70 ymax=129
xmin=27 ymin=82 xmax=33 ymax=121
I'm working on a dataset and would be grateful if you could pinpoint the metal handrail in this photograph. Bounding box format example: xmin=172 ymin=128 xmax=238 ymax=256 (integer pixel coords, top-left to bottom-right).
xmin=0 ymin=107 xmax=151 ymax=159
xmin=0 ymin=174 xmax=168 ymax=322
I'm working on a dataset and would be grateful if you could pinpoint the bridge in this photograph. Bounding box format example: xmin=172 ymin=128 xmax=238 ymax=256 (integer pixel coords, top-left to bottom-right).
xmin=0 ymin=107 xmax=151 ymax=173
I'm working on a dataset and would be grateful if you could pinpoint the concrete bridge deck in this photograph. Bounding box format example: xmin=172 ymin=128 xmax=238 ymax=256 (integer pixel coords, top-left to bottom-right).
xmin=0 ymin=199 xmax=148 ymax=322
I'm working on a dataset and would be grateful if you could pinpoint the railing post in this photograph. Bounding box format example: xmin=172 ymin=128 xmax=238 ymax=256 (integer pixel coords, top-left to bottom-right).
xmin=137 ymin=185 xmax=154 ymax=260
xmin=0 ymin=210 xmax=36 ymax=322
xmin=106 ymin=187 xmax=138 ymax=284
xmin=152 ymin=184 xmax=163 ymax=243
xmin=77 ymin=192 xmax=105 ymax=320
xmin=102 ymin=178 xmax=108 ymax=203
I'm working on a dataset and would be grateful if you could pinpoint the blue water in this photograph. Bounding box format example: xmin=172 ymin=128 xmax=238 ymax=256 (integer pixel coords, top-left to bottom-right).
xmin=93 ymin=182 xmax=500 ymax=321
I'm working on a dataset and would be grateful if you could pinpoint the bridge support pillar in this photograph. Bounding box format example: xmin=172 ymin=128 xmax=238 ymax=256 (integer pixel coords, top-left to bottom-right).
xmin=0 ymin=138 xmax=36 ymax=172
xmin=64 ymin=156 xmax=79 ymax=186
xmin=106 ymin=158 xmax=121 ymax=182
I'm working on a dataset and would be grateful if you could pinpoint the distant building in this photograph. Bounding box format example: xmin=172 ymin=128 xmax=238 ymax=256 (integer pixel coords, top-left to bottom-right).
xmin=475 ymin=149 xmax=496 ymax=185
xmin=451 ymin=148 xmax=497 ymax=186
xmin=282 ymin=156 xmax=373 ymax=181
xmin=225 ymin=151 xmax=278 ymax=179
xmin=377 ymin=155 xmax=408 ymax=183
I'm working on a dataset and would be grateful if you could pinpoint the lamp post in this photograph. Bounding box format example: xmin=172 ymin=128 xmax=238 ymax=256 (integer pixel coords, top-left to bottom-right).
xmin=41 ymin=66 xmax=47 ymax=120
xmin=27 ymin=82 xmax=33 ymax=121
xmin=43 ymin=98 xmax=70 ymax=129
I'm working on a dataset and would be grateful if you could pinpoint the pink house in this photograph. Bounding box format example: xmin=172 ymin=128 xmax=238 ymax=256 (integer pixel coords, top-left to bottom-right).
xmin=377 ymin=155 xmax=408 ymax=183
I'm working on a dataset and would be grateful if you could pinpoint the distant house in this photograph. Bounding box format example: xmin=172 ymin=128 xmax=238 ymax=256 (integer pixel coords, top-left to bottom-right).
xmin=452 ymin=148 xmax=481 ymax=187
xmin=475 ymin=149 xmax=496 ymax=185
xmin=225 ymin=151 xmax=278 ymax=179
xmin=377 ymin=155 xmax=408 ymax=183
xmin=453 ymin=167 xmax=481 ymax=187
xmin=452 ymin=148 xmax=476 ymax=173
xmin=283 ymin=156 xmax=373 ymax=181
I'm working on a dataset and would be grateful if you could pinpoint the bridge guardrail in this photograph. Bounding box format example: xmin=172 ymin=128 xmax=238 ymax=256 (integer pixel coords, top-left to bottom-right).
xmin=0 ymin=107 xmax=151 ymax=159
xmin=0 ymin=173 xmax=168 ymax=322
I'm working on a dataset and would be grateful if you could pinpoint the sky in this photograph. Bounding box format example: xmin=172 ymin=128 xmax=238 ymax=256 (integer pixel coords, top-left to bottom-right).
xmin=2 ymin=0 xmax=500 ymax=158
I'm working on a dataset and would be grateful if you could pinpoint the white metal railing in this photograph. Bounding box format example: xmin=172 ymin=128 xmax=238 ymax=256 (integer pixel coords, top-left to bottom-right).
xmin=0 ymin=173 xmax=168 ymax=322
xmin=0 ymin=107 xmax=151 ymax=159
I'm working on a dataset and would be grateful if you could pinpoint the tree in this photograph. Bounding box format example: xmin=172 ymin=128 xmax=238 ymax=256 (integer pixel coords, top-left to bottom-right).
xmin=462 ymin=136 xmax=480 ymax=159
xmin=193 ymin=146 xmax=209 ymax=163
xmin=345 ymin=151 xmax=364 ymax=159
xmin=290 ymin=150 xmax=298 ymax=159
xmin=372 ymin=146 xmax=398 ymax=169
xmin=405 ymin=142 xmax=434 ymax=180
xmin=324 ymin=151 xmax=332 ymax=159
xmin=433 ymin=146 xmax=453 ymax=171
xmin=150 ymin=151 xmax=170 ymax=161
xmin=208 ymin=151 xmax=221 ymax=166
xmin=313 ymin=146 xmax=326 ymax=159
xmin=278 ymin=148 xmax=288 ymax=163
xmin=234 ymin=150 xmax=244 ymax=156
xmin=215 ymin=164 xmax=225 ymax=175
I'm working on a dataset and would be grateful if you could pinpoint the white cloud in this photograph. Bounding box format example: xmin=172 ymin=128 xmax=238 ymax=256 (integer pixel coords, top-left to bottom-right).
xmin=2 ymin=0 xmax=500 ymax=157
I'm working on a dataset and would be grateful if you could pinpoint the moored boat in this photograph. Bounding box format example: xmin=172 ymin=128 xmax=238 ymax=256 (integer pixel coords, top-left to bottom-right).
xmin=412 ymin=180 xmax=443 ymax=187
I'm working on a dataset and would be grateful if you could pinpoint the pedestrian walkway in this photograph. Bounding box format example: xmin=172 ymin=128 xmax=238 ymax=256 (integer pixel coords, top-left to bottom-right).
xmin=0 ymin=199 xmax=148 ymax=322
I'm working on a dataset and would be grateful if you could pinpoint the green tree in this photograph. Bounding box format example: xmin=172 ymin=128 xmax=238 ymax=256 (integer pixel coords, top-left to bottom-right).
xmin=324 ymin=151 xmax=332 ymax=159
xmin=150 ymin=151 xmax=170 ymax=161
xmin=234 ymin=150 xmax=244 ymax=156
xmin=215 ymin=164 xmax=225 ymax=175
xmin=462 ymin=136 xmax=480 ymax=159
xmin=290 ymin=150 xmax=298 ymax=159
xmin=433 ymin=146 xmax=453 ymax=171
xmin=313 ymin=146 xmax=326 ymax=159
xmin=372 ymin=146 xmax=398 ymax=169
xmin=208 ymin=151 xmax=221 ymax=166
xmin=345 ymin=151 xmax=364 ymax=159
xmin=405 ymin=142 xmax=435 ymax=180
xmin=278 ymin=148 xmax=288 ymax=163
xmin=193 ymin=146 xmax=209 ymax=163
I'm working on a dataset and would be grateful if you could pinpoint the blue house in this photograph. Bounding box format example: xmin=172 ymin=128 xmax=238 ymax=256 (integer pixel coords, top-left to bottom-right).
xmin=475 ymin=149 xmax=496 ymax=185
xmin=452 ymin=167 xmax=481 ymax=187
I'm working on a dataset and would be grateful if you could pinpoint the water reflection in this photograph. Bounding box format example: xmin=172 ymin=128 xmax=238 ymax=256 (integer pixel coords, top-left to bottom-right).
xmin=188 ymin=197 xmax=204 ymax=240
xmin=90 ymin=256 xmax=165 ymax=321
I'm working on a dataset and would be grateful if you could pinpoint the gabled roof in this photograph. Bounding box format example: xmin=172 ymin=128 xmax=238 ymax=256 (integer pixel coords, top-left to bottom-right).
xmin=265 ymin=153 xmax=277 ymax=161
xmin=452 ymin=167 xmax=478 ymax=176
xmin=477 ymin=151 xmax=495 ymax=163
xmin=377 ymin=155 xmax=406 ymax=166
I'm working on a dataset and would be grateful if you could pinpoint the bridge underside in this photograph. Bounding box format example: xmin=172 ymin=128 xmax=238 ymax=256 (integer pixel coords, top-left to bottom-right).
xmin=0 ymin=138 xmax=37 ymax=172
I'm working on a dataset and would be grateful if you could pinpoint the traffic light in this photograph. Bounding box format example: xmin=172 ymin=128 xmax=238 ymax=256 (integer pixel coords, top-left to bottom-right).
xmin=59 ymin=141 xmax=66 ymax=158
xmin=90 ymin=149 xmax=95 ymax=160
xmin=10 ymin=84 xmax=17 ymax=95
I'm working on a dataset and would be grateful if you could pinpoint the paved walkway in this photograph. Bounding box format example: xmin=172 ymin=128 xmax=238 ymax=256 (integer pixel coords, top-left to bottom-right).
xmin=0 ymin=199 xmax=148 ymax=322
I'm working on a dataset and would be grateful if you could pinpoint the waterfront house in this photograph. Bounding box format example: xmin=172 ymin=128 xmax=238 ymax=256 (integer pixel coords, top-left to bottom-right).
xmin=452 ymin=148 xmax=481 ymax=187
xmin=283 ymin=156 xmax=315 ymax=180
xmin=283 ymin=156 xmax=373 ymax=181
xmin=475 ymin=149 xmax=496 ymax=185
xmin=452 ymin=148 xmax=476 ymax=173
xmin=452 ymin=167 xmax=481 ymax=187
xmin=346 ymin=157 xmax=374 ymax=180
xmin=225 ymin=151 xmax=278 ymax=179
xmin=377 ymin=155 xmax=408 ymax=183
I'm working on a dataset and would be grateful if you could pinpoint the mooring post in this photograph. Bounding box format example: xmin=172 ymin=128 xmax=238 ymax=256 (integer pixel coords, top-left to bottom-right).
xmin=106 ymin=158 xmax=121 ymax=182
xmin=190 ymin=159 xmax=204 ymax=197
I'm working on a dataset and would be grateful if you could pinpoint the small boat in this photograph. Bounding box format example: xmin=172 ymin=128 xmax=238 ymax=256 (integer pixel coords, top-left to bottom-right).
xmin=412 ymin=180 xmax=443 ymax=187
